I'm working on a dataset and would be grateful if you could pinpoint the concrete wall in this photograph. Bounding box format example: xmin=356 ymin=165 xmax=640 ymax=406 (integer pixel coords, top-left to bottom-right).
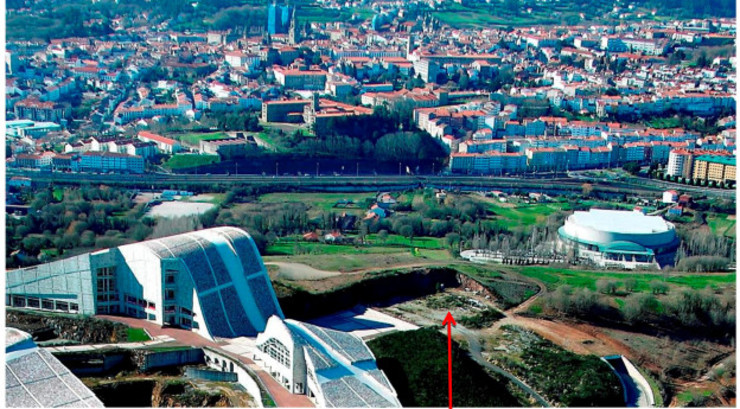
xmin=203 ymin=347 xmax=265 ymax=407
xmin=185 ymin=368 xmax=238 ymax=382
xmin=142 ymin=348 xmax=205 ymax=371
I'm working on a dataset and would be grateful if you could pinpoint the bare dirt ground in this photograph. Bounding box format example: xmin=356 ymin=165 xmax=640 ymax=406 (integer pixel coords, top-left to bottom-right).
xmin=146 ymin=201 xmax=215 ymax=218
xmin=265 ymin=262 xmax=340 ymax=281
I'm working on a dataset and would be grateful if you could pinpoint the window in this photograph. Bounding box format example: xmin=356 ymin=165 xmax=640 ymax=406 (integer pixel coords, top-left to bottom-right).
xmin=147 ymin=313 xmax=155 ymax=320
xmin=258 ymin=338 xmax=290 ymax=368
xmin=12 ymin=296 xmax=26 ymax=308
xmin=56 ymin=301 xmax=69 ymax=312
xmin=27 ymin=298 xmax=40 ymax=308
xmin=165 ymin=289 xmax=175 ymax=301
xmin=165 ymin=272 xmax=176 ymax=284
xmin=42 ymin=300 xmax=54 ymax=310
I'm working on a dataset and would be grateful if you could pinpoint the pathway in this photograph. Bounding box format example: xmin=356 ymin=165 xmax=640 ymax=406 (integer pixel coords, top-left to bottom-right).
xmin=97 ymin=315 xmax=314 ymax=408
xmin=43 ymin=334 xmax=175 ymax=353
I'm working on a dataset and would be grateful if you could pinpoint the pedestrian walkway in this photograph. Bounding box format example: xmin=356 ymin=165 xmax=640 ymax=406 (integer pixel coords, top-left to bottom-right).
xmin=43 ymin=334 xmax=175 ymax=353
xmin=96 ymin=315 xmax=314 ymax=407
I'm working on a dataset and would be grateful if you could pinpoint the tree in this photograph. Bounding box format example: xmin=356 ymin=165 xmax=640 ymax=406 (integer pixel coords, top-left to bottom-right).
xmin=624 ymin=278 xmax=638 ymax=293
xmin=596 ymin=279 xmax=619 ymax=295
xmin=445 ymin=232 xmax=461 ymax=249
xmin=377 ymin=229 xmax=389 ymax=244
xmin=622 ymin=161 xmax=641 ymax=175
xmin=696 ymin=51 xmax=710 ymax=68
xmin=458 ymin=71 xmax=470 ymax=90
xmin=622 ymin=293 xmax=658 ymax=324
xmin=649 ymin=280 xmax=669 ymax=295
xmin=399 ymin=225 xmax=414 ymax=244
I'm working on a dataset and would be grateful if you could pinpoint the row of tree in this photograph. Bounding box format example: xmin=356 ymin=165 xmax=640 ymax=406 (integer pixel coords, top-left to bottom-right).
xmin=540 ymin=285 xmax=735 ymax=342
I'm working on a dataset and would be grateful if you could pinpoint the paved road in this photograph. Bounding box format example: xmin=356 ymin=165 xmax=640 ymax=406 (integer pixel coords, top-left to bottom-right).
xmin=12 ymin=168 xmax=729 ymax=198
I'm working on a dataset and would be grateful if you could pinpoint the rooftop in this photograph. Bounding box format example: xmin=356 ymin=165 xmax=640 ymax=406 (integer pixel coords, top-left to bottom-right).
xmin=695 ymin=155 xmax=736 ymax=166
xmin=570 ymin=209 xmax=673 ymax=235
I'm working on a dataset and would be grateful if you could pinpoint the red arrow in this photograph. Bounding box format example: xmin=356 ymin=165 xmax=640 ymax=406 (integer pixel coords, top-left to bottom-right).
xmin=443 ymin=311 xmax=457 ymax=409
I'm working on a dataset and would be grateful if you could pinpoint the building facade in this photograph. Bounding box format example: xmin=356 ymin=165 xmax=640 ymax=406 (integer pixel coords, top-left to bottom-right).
xmin=255 ymin=316 xmax=401 ymax=407
xmin=6 ymin=227 xmax=283 ymax=340
xmin=558 ymin=209 xmax=680 ymax=269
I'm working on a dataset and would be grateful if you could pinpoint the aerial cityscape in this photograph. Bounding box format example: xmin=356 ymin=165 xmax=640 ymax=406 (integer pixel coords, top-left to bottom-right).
xmin=4 ymin=0 xmax=737 ymax=407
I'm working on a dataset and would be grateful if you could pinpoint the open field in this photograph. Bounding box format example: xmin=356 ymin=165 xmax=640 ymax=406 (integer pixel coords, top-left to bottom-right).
xmin=707 ymin=214 xmax=736 ymax=238
xmin=483 ymin=200 xmax=568 ymax=228
xmin=258 ymin=192 xmax=374 ymax=215
xmin=646 ymin=117 xmax=683 ymax=129
xmin=172 ymin=132 xmax=228 ymax=146
xmin=264 ymin=247 xmax=452 ymax=272
xmin=164 ymin=154 xmax=220 ymax=169
xmin=364 ymin=234 xmax=444 ymax=249
xmin=504 ymin=265 xmax=736 ymax=292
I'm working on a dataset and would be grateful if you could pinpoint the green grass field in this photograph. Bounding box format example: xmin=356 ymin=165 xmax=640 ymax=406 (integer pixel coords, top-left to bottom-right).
xmin=707 ymin=214 xmax=736 ymax=238
xmin=173 ymin=132 xmax=228 ymax=146
xmin=479 ymin=200 xmax=569 ymax=228
xmin=258 ymin=192 xmax=374 ymax=213
xmin=264 ymin=244 xmax=452 ymax=271
xmin=510 ymin=266 xmax=736 ymax=292
xmin=365 ymin=234 xmax=445 ymax=249
xmin=164 ymin=154 xmax=220 ymax=169
xmin=646 ymin=117 xmax=683 ymax=129
xmin=126 ymin=328 xmax=151 ymax=342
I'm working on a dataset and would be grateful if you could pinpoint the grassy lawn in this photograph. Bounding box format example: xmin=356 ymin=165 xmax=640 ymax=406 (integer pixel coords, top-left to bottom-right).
xmin=430 ymin=3 xmax=558 ymax=28
xmin=164 ymin=154 xmax=220 ymax=169
xmin=433 ymin=11 xmax=508 ymax=27
xmin=172 ymin=132 xmax=228 ymax=146
xmin=484 ymin=200 xmax=569 ymax=228
xmin=258 ymin=192 xmax=374 ymax=213
xmin=646 ymin=117 xmax=682 ymax=129
xmin=126 ymin=328 xmax=151 ymax=342
xmin=510 ymin=266 xmax=736 ymax=292
xmin=707 ymin=214 xmax=736 ymax=238
xmin=365 ymin=234 xmax=444 ymax=249
xmin=265 ymin=242 xmax=403 ymax=256
xmin=264 ymin=247 xmax=452 ymax=271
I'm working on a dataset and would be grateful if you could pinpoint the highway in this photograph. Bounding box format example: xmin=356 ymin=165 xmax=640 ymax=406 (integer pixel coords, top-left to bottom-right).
xmin=7 ymin=169 xmax=734 ymax=198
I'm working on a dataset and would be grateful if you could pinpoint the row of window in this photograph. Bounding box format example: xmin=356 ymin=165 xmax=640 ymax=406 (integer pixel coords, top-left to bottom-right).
xmin=125 ymin=294 xmax=156 ymax=311
xmin=9 ymin=295 xmax=79 ymax=313
xmin=259 ymin=338 xmax=291 ymax=368
xmin=163 ymin=305 xmax=193 ymax=316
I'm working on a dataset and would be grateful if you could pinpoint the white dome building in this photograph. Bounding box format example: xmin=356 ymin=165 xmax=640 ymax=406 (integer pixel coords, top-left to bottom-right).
xmin=558 ymin=209 xmax=680 ymax=269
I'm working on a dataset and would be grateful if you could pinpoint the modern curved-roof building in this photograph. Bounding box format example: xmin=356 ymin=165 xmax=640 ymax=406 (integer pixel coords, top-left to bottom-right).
xmin=256 ymin=316 xmax=401 ymax=407
xmin=558 ymin=209 xmax=680 ymax=269
xmin=6 ymin=227 xmax=283 ymax=340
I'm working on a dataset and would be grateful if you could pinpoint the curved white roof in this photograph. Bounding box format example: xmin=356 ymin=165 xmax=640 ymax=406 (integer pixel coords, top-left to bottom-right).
xmin=570 ymin=209 xmax=673 ymax=234
xmin=6 ymin=328 xmax=105 ymax=408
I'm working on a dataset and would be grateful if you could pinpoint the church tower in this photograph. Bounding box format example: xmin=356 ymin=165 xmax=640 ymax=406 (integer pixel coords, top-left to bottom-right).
xmin=288 ymin=8 xmax=300 ymax=45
